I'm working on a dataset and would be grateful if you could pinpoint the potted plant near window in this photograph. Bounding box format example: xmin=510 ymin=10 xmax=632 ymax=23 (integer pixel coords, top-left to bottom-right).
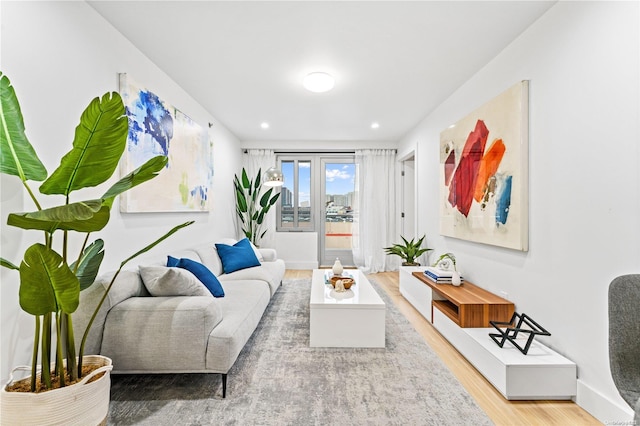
xmin=0 ymin=72 xmax=192 ymax=425
xmin=384 ymin=235 xmax=432 ymax=266
xmin=233 ymin=167 xmax=281 ymax=247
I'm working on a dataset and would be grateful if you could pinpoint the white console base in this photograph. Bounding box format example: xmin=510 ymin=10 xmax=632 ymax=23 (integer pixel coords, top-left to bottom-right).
xmin=399 ymin=266 xmax=432 ymax=322
xmin=432 ymin=308 xmax=577 ymax=400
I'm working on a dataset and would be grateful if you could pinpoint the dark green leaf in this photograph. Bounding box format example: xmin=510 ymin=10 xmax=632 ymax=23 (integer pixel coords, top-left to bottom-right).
xmin=70 ymin=239 xmax=104 ymax=291
xmin=19 ymin=244 xmax=79 ymax=315
xmin=102 ymin=155 xmax=167 ymax=201
xmin=0 ymin=73 xmax=47 ymax=182
xmin=254 ymin=168 xmax=262 ymax=190
xmin=236 ymin=207 xmax=246 ymax=223
xmin=236 ymin=188 xmax=247 ymax=213
xmin=259 ymin=188 xmax=273 ymax=208
xmin=40 ymin=92 xmax=128 ymax=195
xmin=241 ymin=168 xmax=250 ymax=189
xmin=269 ymin=192 xmax=281 ymax=206
xmin=233 ymin=174 xmax=242 ymax=192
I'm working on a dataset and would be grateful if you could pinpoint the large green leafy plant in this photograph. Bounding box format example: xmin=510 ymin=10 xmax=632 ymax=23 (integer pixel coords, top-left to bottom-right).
xmin=0 ymin=72 xmax=191 ymax=391
xmin=384 ymin=235 xmax=433 ymax=266
xmin=233 ymin=167 xmax=280 ymax=246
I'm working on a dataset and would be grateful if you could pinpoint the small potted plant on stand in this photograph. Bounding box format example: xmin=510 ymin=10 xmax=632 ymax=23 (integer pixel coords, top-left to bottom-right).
xmin=0 ymin=72 xmax=192 ymax=425
xmin=384 ymin=235 xmax=432 ymax=266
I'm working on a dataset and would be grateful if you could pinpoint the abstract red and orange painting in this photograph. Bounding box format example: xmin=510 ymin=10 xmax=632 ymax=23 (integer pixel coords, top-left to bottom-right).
xmin=439 ymin=81 xmax=529 ymax=251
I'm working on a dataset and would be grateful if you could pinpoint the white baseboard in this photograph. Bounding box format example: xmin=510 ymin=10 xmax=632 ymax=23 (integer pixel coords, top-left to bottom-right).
xmin=285 ymin=261 xmax=319 ymax=270
xmin=576 ymin=379 xmax=635 ymax=424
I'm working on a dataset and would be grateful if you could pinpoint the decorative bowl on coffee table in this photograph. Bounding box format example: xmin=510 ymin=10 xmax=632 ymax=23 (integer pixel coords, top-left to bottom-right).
xmin=329 ymin=276 xmax=355 ymax=289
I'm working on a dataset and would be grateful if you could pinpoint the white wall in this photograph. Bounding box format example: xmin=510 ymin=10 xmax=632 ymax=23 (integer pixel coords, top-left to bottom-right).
xmin=398 ymin=1 xmax=639 ymax=423
xmin=276 ymin=232 xmax=319 ymax=270
xmin=0 ymin=1 xmax=242 ymax=382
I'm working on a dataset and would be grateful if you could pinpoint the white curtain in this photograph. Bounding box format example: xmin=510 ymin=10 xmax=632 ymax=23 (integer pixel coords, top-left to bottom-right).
xmin=241 ymin=149 xmax=278 ymax=248
xmin=352 ymin=149 xmax=398 ymax=273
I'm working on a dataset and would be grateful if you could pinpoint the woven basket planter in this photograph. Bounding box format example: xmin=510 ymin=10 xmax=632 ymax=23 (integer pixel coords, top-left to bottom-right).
xmin=0 ymin=355 xmax=112 ymax=426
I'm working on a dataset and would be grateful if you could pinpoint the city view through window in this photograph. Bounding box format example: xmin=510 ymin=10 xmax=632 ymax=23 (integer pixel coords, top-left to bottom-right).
xmin=280 ymin=162 xmax=355 ymax=250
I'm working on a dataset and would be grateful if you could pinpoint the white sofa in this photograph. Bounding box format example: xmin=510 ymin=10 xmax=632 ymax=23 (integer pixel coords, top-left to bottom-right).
xmin=73 ymin=239 xmax=285 ymax=398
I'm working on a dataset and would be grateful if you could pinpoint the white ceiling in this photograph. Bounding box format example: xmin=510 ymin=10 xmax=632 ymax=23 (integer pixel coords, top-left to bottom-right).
xmin=88 ymin=1 xmax=555 ymax=143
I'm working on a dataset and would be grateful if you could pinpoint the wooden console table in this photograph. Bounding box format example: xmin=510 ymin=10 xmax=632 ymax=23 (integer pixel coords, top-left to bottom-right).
xmin=407 ymin=271 xmax=576 ymax=400
xmin=411 ymin=272 xmax=514 ymax=327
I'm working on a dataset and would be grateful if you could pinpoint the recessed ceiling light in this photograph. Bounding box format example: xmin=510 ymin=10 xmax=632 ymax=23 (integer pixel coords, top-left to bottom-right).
xmin=303 ymin=72 xmax=335 ymax=93
xmin=260 ymin=122 xmax=270 ymax=129
xmin=371 ymin=122 xmax=380 ymax=129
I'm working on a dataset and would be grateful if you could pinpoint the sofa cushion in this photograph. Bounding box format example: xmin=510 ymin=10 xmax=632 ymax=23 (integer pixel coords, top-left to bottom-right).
xmin=205 ymin=280 xmax=271 ymax=373
xmin=139 ymin=265 xmax=211 ymax=297
xmin=168 ymin=256 xmax=225 ymax=298
xmin=193 ymin=244 xmax=224 ymax=276
xmin=215 ymin=238 xmax=261 ymax=274
xmin=165 ymin=249 xmax=201 ymax=263
xmin=219 ymin=265 xmax=280 ymax=296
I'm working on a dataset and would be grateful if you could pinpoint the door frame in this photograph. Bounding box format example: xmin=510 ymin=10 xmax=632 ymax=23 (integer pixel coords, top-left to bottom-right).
xmin=319 ymin=156 xmax=355 ymax=267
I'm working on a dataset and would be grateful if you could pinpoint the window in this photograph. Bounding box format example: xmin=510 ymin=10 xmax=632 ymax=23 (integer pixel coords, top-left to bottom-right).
xmin=276 ymin=153 xmax=356 ymax=267
xmin=277 ymin=158 xmax=314 ymax=231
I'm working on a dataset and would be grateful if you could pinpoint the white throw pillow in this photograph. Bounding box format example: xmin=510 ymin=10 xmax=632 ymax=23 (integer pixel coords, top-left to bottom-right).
xmin=249 ymin=241 xmax=264 ymax=262
xmin=139 ymin=265 xmax=210 ymax=297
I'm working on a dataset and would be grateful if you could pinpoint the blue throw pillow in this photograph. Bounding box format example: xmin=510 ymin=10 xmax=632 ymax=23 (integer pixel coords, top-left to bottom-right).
xmin=168 ymin=257 xmax=224 ymax=298
xmin=215 ymin=238 xmax=261 ymax=274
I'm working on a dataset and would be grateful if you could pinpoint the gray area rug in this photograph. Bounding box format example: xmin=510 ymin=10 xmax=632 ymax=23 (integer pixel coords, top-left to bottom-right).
xmin=108 ymin=277 xmax=493 ymax=425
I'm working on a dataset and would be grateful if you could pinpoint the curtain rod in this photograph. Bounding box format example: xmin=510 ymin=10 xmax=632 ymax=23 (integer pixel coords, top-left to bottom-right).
xmin=242 ymin=149 xmax=396 ymax=154
xmin=275 ymin=151 xmax=356 ymax=154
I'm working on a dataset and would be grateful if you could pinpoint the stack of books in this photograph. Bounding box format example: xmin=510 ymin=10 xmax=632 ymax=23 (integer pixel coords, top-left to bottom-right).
xmin=423 ymin=267 xmax=464 ymax=284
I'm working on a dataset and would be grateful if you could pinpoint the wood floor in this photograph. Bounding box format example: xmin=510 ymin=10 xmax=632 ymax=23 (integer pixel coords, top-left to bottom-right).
xmin=284 ymin=269 xmax=602 ymax=426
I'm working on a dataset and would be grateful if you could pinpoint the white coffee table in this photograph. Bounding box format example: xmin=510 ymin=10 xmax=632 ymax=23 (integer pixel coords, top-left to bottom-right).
xmin=309 ymin=269 xmax=385 ymax=348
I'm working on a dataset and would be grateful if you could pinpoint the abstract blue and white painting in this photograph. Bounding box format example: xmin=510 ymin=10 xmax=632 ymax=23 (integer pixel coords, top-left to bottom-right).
xmin=119 ymin=73 xmax=212 ymax=212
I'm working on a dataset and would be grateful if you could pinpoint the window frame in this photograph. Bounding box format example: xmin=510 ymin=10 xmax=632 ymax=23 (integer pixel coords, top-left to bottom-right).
xmin=276 ymin=156 xmax=319 ymax=232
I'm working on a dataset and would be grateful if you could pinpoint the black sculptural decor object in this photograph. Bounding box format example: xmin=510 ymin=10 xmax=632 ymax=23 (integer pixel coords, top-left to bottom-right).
xmin=489 ymin=312 xmax=550 ymax=355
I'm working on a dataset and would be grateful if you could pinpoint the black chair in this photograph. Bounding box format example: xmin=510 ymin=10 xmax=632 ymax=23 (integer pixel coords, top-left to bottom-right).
xmin=608 ymin=274 xmax=640 ymax=421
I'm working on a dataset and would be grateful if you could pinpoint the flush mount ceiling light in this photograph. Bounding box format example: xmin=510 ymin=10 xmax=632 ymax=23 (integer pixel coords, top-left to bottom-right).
xmin=371 ymin=122 xmax=380 ymax=129
xmin=303 ymin=72 xmax=335 ymax=93
xmin=260 ymin=122 xmax=270 ymax=129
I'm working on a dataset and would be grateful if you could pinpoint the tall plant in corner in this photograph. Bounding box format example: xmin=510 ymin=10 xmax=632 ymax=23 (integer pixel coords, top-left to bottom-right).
xmin=0 ymin=72 xmax=192 ymax=392
xmin=234 ymin=167 xmax=280 ymax=246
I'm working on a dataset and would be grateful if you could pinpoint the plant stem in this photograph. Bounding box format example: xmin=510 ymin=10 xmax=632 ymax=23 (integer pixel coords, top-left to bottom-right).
xmin=65 ymin=313 xmax=77 ymax=381
xmin=55 ymin=312 xmax=65 ymax=387
xmin=41 ymin=313 xmax=52 ymax=389
xmin=30 ymin=316 xmax=40 ymax=392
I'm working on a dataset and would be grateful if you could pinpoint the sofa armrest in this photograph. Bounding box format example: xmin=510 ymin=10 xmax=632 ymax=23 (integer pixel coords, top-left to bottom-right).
xmin=101 ymin=296 xmax=222 ymax=371
xmin=259 ymin=248 xmax=277 ymax=262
